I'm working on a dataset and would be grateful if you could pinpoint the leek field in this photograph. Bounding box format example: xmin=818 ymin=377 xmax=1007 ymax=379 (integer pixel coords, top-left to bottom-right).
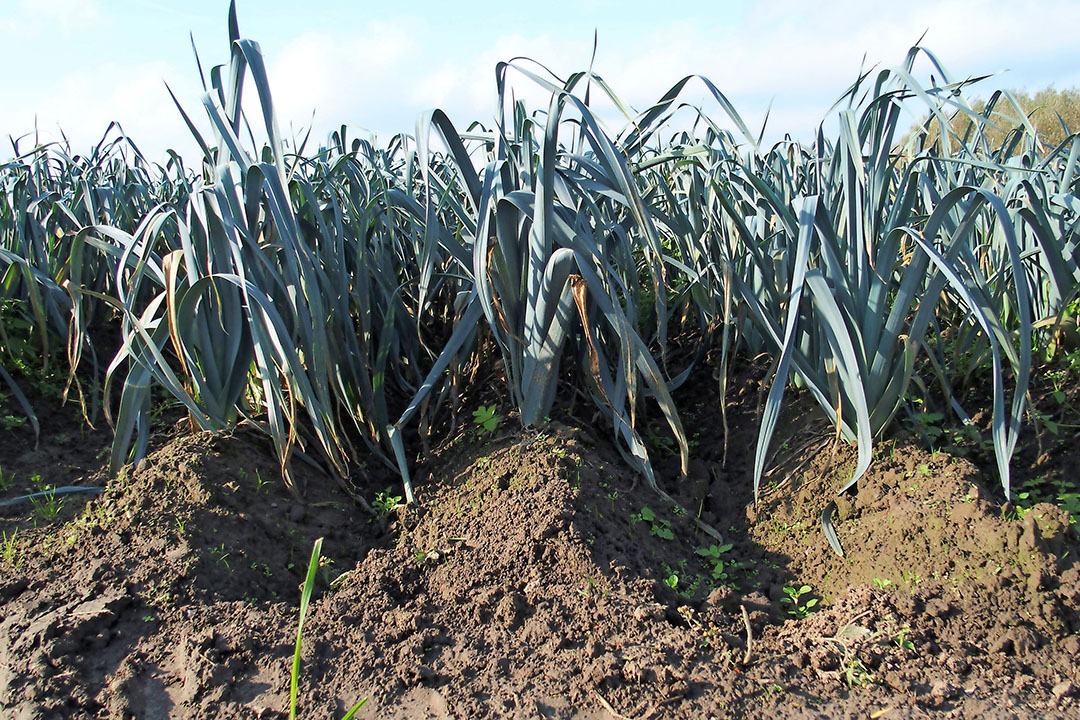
xmin=1 ymin=5 xmax=1078 ymax=719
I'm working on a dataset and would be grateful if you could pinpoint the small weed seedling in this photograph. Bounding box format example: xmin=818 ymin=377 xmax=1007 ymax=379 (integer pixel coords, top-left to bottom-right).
xmin=140 ymin=580 xmax=173 ymax=609
xmin=842 ymin=656 xmax=874 ymax=688
xmin=30 ymin=473 xmax=49 ymax=493
xmin=2 ymin=529 xmax=19 ymax=566
xmin=631 ymin=507 xmax=674 ymax=540
xmin=472 ymin=405 xmax=499 ymax=434
xmin=781 ymin=585 xmax=819 ymax=619
xmin=577 ymin=574 xmax=600 ymax=598
xmin=317 ymin=553 xmax=342 ymax=587
xmin=250 ymin=561 xmax=274 ymax=578
xmin=372 ymin=488 xmax=402 ymax=518
xmin=900 ymin=570 xmax=922 ymax=586
xmin=0 ymin=413 xmax=27 ymax=430
xmin=30 ymin=492 xmax=64 ymax=523
xmin=645 ymin=425 xmax=677 ymax=457
xmin=696 ymin=543 xmax=736 ymax=583
xmin=291 ymin=538 xmax=367 ymax=720
xmin=660 ymin=561 xmax=702 ymax=600
xmin=252 ymin=468 xmax=272 ymax=494
xmin=209 ymin=543 xmax=232 ymax=572
xmin=0 ymin=464 xmax=14 ymax=492
xmin=893 ymin=622 xmax=915 ymax=652
xmin=907 ymin=405 xmax=945 ymax=445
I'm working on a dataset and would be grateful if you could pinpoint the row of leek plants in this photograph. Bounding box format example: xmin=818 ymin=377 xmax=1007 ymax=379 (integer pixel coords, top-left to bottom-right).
xmin=0 ymin=7 xmax=1076 ymax=536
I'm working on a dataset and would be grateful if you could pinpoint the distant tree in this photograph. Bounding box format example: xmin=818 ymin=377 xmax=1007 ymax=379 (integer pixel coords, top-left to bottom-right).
xmin=902 ymin=86 xmax=1080 ymax=156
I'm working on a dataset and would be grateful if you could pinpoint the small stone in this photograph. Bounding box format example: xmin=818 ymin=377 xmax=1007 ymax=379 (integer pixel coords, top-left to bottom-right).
xmin=1053 ymin=681 xmax=1074 ymax=702
xmin=884 ymin=671 xmax=907 ymax=691
xmin=1063 ymin=636 xmax=1080 ymax=656
xmin=622 ymin=659 xmax=645 ymax=684
xmin=925 ymin=597 xmax=950 ymax=618
xmin=1006 ymin=626 xmax=1038 ymax=655
xmin=706 ymin=586 xmax=734 ymax=608
xmin=1027 ymin=569 xmax=1046 ymax=596
xmin=945 ymin=656 xmax=970 ymax=674
xmin=585 ymin=653 xmax=620 ymax=686
xmin=989 ymin=634 xmax=1013 ymax=655
xmin=931 ymin=680 xmax=960 ymax=700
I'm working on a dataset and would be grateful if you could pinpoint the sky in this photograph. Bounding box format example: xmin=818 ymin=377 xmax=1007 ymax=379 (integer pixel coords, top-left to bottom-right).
xmin=3 ymin=0 xmax=1079 ymax=164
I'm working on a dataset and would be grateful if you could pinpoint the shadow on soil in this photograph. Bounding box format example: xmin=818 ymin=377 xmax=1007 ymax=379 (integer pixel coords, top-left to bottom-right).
xmin=1 ymin=364 xmax=1078 ymax=719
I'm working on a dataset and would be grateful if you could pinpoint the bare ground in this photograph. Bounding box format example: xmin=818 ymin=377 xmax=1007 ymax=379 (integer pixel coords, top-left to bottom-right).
xmin=1 ymin=375 xmax=1078 ymax=720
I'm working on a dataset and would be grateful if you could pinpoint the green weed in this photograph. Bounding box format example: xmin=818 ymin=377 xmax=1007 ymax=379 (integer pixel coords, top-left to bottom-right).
xmin=252 ymin=468 xmax=272 ymax=494
xmin=30 ymin=492 xmax=64 ymax=522
xmin=781 ymin=585 xmax=819 ymax=619
xmin=372 ymin=488 xmax=402 ymax=518
xmin=0 ymin=415 xmax=26 ymax=430
xmin=893 ymin=622 xmax=915 ymax=652
xmin=471 ymin=405 xmax=499 ymax=434
xmin=842 ymin=656 xmax=874 ymax=688
xmin=209 ymin=543 xmax=232 ymax=571
xmin=290 ymin=538 xmax=368 ymax=720
xmin=0 ymin=464 xmax=14 ymax=492
xmin=29 ymin=473 xmax=48 ymax=493
xmin=631 ymin=506 xmax=674 ymax=540
xmin=2 ymin=529 xmax=19 ymax=566
xmin=696 ymin=543 xmax=736 ymax=583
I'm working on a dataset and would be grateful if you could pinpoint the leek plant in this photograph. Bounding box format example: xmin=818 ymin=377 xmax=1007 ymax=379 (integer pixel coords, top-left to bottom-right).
xmin=0 ymin=2 xmax=1076 ymax=544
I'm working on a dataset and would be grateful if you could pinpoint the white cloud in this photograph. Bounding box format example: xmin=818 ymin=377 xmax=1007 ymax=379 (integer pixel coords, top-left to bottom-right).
xmin=6 ymin=0 xmax=1077 ymax=162
xmin=2 ymin=0 xmax=104 ymax=37
xmin=255 ymin=0 xmax=1079 ymax=152
xmin=260 ymin=24 xmax=578 ymax=143
xmin=1 ymin=60 xmax=202 ymax=162
xmin=570 ymin=0 xmax=1080 ymax=142
xmin=268 ymin=22 xmax=415 ymax=128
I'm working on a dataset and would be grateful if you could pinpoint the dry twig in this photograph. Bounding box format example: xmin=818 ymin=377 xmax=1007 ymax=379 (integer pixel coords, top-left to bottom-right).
xmin=740 ymin=604 xmax=753 ymax=666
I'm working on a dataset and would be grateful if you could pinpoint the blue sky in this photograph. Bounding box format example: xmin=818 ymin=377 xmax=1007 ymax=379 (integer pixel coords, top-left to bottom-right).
xmin=3 ymin=0 xmax=1079 ymax=162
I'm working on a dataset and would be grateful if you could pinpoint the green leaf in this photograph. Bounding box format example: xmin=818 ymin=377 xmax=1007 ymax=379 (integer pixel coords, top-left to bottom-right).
xmin=291 ymin=537 xmax=323 ymax=720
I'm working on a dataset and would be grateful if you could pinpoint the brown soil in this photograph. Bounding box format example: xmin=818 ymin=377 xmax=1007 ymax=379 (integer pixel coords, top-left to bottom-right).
xmin=1 ymin=374 xmax=1079 ymax=719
